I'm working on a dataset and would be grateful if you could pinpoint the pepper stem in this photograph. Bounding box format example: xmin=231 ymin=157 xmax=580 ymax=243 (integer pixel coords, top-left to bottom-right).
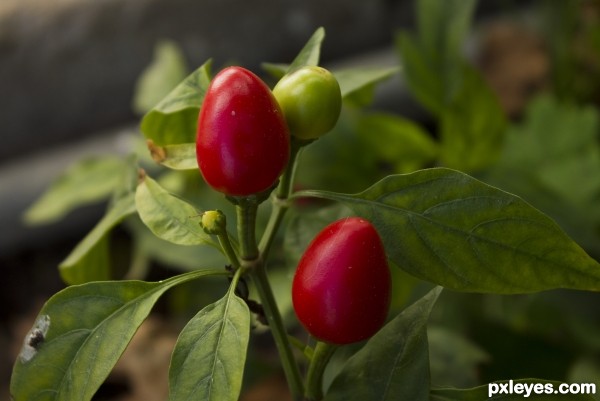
xmin=305 ymin=341 xmax=338 ymax=401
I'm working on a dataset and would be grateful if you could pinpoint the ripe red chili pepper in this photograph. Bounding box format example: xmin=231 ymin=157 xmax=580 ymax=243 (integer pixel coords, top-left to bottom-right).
xmin=196 ymin=66 xmax=290 ymax=196
xmin=292 ymin=217 xmax=391 ymax=344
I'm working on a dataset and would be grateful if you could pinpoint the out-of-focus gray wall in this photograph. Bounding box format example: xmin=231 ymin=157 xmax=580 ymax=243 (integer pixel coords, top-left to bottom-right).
xmin=0 ymin=0 xmax=414 ymax=163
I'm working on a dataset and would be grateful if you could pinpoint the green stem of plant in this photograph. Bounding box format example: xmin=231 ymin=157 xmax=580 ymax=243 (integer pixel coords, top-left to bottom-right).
xmin=258 ymin=198 xmax=288 ymax=256
xmin=250 ymin=264 xmax=305 ymax=399
xmin=236 ymin=200 xmax=259 ymax=261
xmin=277 ymin=140 xmax=304 ymax=199
xmin=249 ymin=140 xmax=307 ymax=400
xmin=217 ymin=232 xmax=240 ymax=270
xmin=259 ymin=140 xmax=303 ymax=255
xmin=304 ymin=341 xmax=338 ymax=401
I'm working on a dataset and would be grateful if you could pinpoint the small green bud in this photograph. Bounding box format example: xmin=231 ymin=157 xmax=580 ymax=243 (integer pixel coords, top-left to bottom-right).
xmin=200 ymin=210 xmax=226 ymax=235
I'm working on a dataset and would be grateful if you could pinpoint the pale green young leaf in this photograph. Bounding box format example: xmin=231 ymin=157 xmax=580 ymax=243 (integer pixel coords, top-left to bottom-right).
xmin=146 ymin=141 xmax=197 ymax=170
xmin=135 ymin=175 xmax=218 ymax=247
xmin=261 ymin=62 xmax=289 ymax=79
xmin=140 ymin=60 xmax=212 ymax=145
xmin=10 ymin=269 xmax=226 ymax=401
xmin=325 ymin=287 xmax=442 ymax=401
xmin=60 ymin=234 xmax=111 ymax=285
xmin=24 ymin=157 xmax=126 ymax=225
xmin=169 ymin=286 xmax=250 ymax=401
xmin=59 ymin=195 xmax=136 ymax=284
xmin=333 ymin=67 xmax=399 ymax=99
xmin=59 ymin=155 xmax=139 ymax=284
xmin=133 ymin=40 xmax=189 ymax=115
xmin=287 ymin=27 xmax=325 ymax=72
xmin=296 ymin=168 xmax=600 ymax=293
xmin=356 ymin=112 xmax=437 ymax=173
xmin=431 ymin=380 xmax=597 ymax=400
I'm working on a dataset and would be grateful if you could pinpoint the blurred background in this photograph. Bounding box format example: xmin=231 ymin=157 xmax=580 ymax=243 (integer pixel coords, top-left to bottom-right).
xmin=2 ymin=0 xmax=600 ymax=400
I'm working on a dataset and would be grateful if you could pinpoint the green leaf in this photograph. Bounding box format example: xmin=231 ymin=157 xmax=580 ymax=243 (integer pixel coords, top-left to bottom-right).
xmin=428 ymin=326 xmax=489 ymax=388
xmin=396 ymin=32 xmax=445 ymax=114
xmin=133 ymin=40 xmax=189 ymax=115
xmin=396 ymin=0 xmax=478 ymax=114
xmin=287 ymin=27 xmax=325 ymax=72
xmin=295 ymin=168 xmax=600 ymax=293
xmin=261 ymin=62 xmax=289 ymax=80
xmin=24 ymin=157 xmax=126 ymax=225
xmin=135 ymin=174 xmax=218 ymax=247
xmin=295 ymin=109 xmax=382 ymax=194
xmin=439 ymin=66 xmax=506 ymax=172
xmin=333 ymin=66 xmax=399 ymax=99
xmin=128 ymin=216 xmax=226 ymax=272
xmin=324 ymin=287 xmax=442 ymax=401
xmin=60 ymin=195 xmax=136 ymax=284
xmin=146 ymin=141 xmax=197 ymax=170
xmin=569 ymin=358 xmax=600 ymax=400
xmin=169 ymin=283 xmax=250 ymax=400
xmin=356 ymin=112 xmax=438 ymax=173
xmin=140 ymin=60 xmax=212 ymax=145
xmin=483 ymin=95 xmax=600 ymax=256
xmin=417 ymin=0 xmax=477 ymax=101
xmin=60 ymin=156 xmax=139 ymax=284
xmin=494 ymin=95 xmax=600 ymax=206
xmin=431 ymin=380 xmax=597 ymax=400
xmin=10 ymin=269 xmax=226 ymax=401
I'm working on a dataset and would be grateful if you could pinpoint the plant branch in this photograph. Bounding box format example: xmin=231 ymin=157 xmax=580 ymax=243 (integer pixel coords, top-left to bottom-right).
xmin=236 ymin=199 xmax=259 ymax=261
xmin=304 ymin=341 xmax=337 ymax=401
xmin=250 ymin=264 xmax=305 ymax=399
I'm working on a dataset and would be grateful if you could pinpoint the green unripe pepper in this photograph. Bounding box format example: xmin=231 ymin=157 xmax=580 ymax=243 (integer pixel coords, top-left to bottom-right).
xmin=273 ymin=66 xmax=342 ymax=140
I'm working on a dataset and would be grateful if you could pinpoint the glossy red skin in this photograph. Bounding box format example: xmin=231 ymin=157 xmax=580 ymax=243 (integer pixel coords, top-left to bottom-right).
xmin=292 ymin=217 xmax=391 ymax=344
xmin=196 ymin=66 xmax=290 ymax=196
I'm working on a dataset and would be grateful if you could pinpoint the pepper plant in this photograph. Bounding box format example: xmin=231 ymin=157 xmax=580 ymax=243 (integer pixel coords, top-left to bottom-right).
xmin=10 ymin=4 xmax=600 ymax=400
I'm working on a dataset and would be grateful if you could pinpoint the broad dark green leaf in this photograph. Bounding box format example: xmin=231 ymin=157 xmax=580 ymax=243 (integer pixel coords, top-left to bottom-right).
xmin=439 ymin=66 xmax=506 ymax=172
xmin=10 ymin=269 xmax=226 ymax=401
xmin=60 ymin=195 xmax=136 ymax=284
xmin=287 ymin=27 xmax=324 ymax=72
xmin=169 ymin=285 xmax=250 ymax=400
xmin=324 ymin=287 xmax=442 ymax=401
xmin=356 ymin=112 xmax=437 ymax=173
xmin=146 ymin=141 xmax=197 ymax=170
xmin=296 ymin=168 xmax=600 ymax=293
xmin=135 ymin=175 xmax=218 ymax=247
xmin=140 ymin=60 xmax=212 ymax=145
xmin=24 ymin=157 xmax=126 ymax=225
xmin=431 ymin=380 xmax=597 ymax=400
xmin=133 ymin=40 xmax=189 ymax=115
xmin=333 ymin=67 xmax=399 ymax=99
